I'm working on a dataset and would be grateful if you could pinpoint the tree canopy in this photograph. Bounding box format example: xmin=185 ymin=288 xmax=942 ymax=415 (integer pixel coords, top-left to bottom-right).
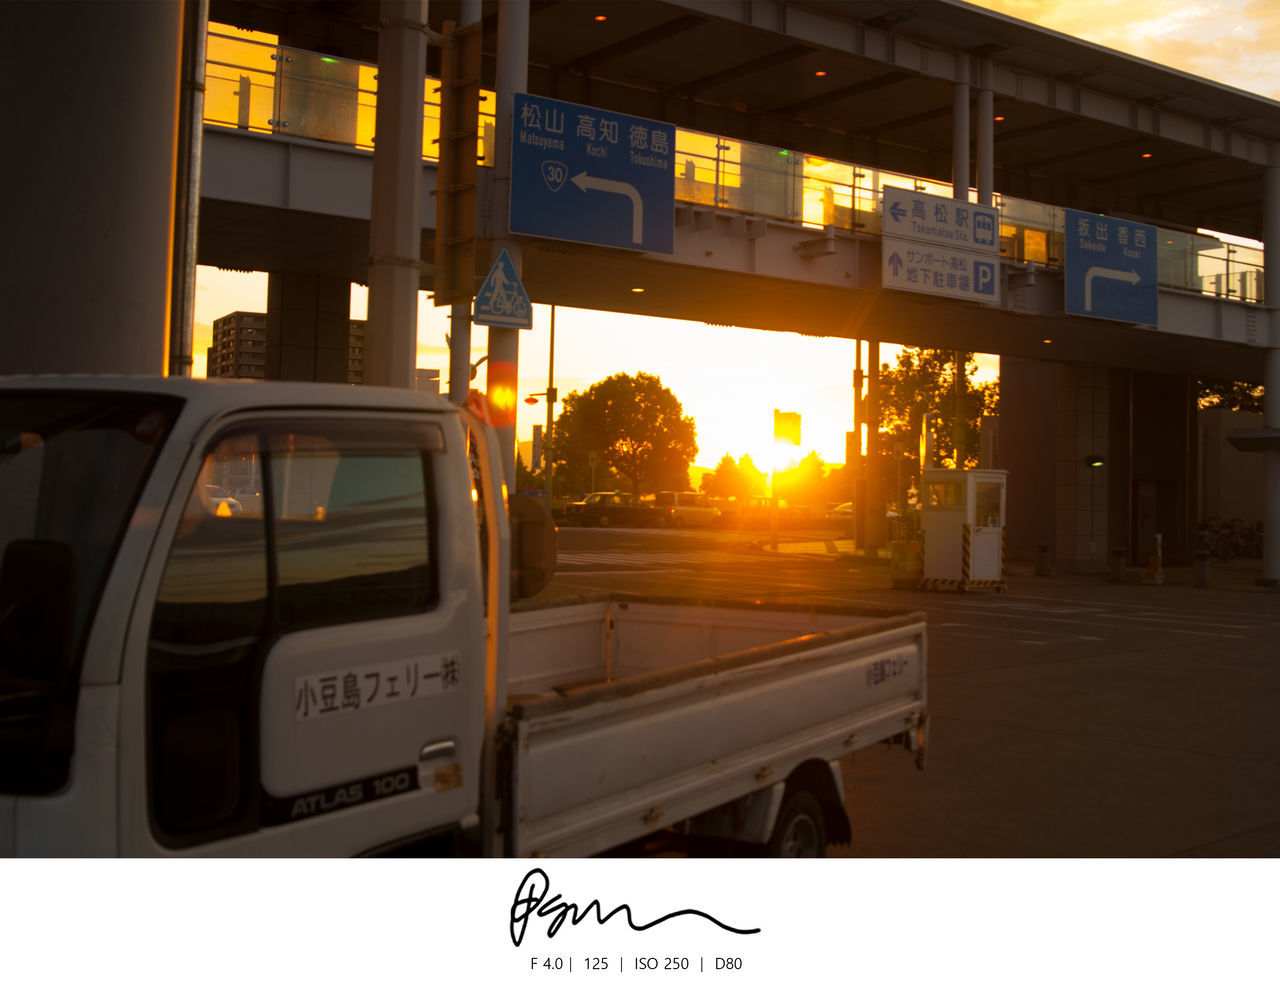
xmin=1197 ymin=379 xmax=1263 ymax=413
xmin=552 ymin=372 xmax=698 ymax=495
xmin=878 ymin=349 xmax=999 ymax=465
xmin=876 ymin=348 xmax=999 ymax=508
xmin=700 ymin=453 xmax=766 ymax=500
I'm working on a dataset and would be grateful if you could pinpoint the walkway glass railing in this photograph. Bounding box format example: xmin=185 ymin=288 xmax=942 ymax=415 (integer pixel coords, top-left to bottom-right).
xmin=204 ymin=24 xmax=1264 ymax=305
xmin=205 ymin=27 xmax=496 ymax=164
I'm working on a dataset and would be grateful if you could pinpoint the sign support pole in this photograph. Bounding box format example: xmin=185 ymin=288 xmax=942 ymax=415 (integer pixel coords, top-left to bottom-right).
xmin=487 ymin=0 xmax=530 ymax=488
xmin=447 ymin=0 xmax=481 ymax=405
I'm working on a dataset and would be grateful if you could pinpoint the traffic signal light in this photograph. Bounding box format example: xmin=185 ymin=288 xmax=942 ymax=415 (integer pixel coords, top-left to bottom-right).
xmin=774 ymin=409 xmax=801 ymax=446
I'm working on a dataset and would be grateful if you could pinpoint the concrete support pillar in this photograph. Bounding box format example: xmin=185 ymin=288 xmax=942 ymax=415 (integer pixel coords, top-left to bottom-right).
xmin=952 ymin=82 xmax=970 ymax=199
xmin=977 ymin=63 xmax=995 ymax=207
xmin=170 ymin=0 xmax=209 ymax=378
xmin=365 ymin=0 xmax=428 ymax=389
xmin=1054 ymin=363 xmax=1110 ymax=575
xmin=448 ymin=0 xmax=482 ymax=405
xmin=1263 ymin=165 xmax=1280 ymax=584
xmin=265 ymin=272 xmax=353 ymax=382
xmin=5 ymin=1 xmax=183 ymax=375
xmin=487 ymin=0 xmax=531 ymax=488
xmin=1264 ymin=347 xmax=1280 ymax=583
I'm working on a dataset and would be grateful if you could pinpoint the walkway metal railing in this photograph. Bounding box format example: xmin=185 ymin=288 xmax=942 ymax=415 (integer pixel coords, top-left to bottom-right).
xmin=204 ymin=25 xmax=1265 ymax=304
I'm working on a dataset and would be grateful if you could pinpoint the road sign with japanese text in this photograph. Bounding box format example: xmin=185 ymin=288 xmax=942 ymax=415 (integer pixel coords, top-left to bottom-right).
xmin=1064 ymin=208 xmax=1158 ymax=326
xmin=882 ymin=237 xmax=1001 ymax=304
xmin=509 ymin=93 xmax=675 ymax=255
xmin=882 ymin=186 xmax=999 ymax=255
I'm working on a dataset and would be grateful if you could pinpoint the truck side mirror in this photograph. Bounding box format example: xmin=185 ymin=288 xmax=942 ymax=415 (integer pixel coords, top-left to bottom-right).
xmin=510 ymin=494 xmax=556 ymax=600
xmin=0 ymin=539 xmax=78 ymax=794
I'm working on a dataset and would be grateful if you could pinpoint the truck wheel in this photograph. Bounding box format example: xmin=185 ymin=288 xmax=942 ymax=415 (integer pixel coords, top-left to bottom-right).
xmin=767 ymin=790 xmax=826 ymax=857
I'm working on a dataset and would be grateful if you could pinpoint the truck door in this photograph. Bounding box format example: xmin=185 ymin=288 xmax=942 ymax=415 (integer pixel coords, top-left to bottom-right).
xmin=118 ymin=413 xmax=485 ymax=855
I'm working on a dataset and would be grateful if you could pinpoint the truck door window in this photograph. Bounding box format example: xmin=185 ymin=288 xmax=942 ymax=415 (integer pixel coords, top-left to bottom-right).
xmin=269 ymin=428 xmax=435 ymax=632
xmin=149 ymin=430 xmax=268 ymax=842
xmin=1 ymin=393 xmax=178 ymax=795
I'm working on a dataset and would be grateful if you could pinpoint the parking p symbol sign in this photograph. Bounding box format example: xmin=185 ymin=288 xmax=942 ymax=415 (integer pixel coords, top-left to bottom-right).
xmin=974 ymin=261 xmax=996 ymax=296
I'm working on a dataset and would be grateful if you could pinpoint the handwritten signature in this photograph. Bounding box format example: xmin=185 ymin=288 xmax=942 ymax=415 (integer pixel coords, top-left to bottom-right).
xmin=510 ymin=867 xmax=761 ymax=946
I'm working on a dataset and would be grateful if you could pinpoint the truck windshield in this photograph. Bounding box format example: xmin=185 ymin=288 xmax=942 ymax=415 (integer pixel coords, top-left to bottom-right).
xmin=0 ymin=393 xmax=180 ymax=678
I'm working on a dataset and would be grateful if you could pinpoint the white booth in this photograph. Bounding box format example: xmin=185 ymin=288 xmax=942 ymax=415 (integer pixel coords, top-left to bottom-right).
xmin=920 ymin=468 xmax=1007 ymax=591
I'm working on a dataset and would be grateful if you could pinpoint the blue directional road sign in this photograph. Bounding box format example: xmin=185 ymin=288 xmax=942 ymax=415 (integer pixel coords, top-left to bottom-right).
xmin=1064 ymin=208 xmax=1158 ymax=326
xmin=474 ymin=248 xmax=532 ymax=329
xmin=510 ymin=93 xmax=675 ymax=255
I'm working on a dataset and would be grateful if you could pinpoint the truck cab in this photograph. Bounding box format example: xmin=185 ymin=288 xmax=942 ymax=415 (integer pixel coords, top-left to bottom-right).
xmin=0 ymin=378 xmax=491 ymax=855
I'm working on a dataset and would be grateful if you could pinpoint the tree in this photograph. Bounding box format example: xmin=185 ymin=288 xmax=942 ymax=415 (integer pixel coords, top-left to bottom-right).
xmin=774 ymin=451 xmax=827 ymax=507
xmin=701 ymin=453 xmax=766 ymax=500
xmin=551 ymin=372 xmax=698 ymax=496
xmin=1198 ymin=379 xmax=1263 ymax=413
xmin=514 ymin=451 xmax=540 ymax=493
xmin=700 ymin=454 xmax=739 ymax=499
xmin=877 ymin=348 xmax=999 ymax=507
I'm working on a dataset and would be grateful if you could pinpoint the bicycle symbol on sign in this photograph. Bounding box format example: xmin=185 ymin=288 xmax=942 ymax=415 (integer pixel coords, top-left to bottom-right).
xmin=483 ymin=263 xmax=529 ymax=318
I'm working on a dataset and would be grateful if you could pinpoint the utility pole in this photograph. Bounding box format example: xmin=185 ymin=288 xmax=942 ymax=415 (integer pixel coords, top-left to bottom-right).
xmin=544 ymin=307 xmax=556 ymax=503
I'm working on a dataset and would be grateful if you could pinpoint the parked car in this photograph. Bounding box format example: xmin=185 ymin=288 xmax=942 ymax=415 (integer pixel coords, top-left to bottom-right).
xmin=563 ymin=491 xmax=668 ymax=528
xmin=202 ymin=484 xmax=242 ymax=514
xmin=648 ymin=491 xmax=722 ymax=527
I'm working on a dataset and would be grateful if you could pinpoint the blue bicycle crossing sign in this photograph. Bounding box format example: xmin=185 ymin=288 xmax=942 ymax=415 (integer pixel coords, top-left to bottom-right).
xmin=474 ymin=248 xmax=532 ymax=329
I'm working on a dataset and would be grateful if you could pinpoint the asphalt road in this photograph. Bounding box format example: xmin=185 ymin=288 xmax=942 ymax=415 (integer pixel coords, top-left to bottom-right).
xmin=538 ymin=525 xmax=1280 ymax=857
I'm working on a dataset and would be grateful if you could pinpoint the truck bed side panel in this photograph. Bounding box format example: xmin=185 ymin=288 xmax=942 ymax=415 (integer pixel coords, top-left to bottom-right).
xmin=508 ymin=601 xmax=925 ymax=857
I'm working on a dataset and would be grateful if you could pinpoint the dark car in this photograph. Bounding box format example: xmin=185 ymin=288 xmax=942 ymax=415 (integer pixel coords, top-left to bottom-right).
xmin=563 ymin=491 xmax=669 ymax=528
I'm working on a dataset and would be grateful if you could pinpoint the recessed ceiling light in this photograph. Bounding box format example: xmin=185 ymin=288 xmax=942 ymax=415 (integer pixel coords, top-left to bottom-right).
xmin=814 ymin=70 xmax=827 ymax=77
xmin=994 ymin=115 xmax=1005 ymax=122
xmin=631 ymin=287 xmax=645 ymax=293
xmin=594 ymin=14 xmax=607 ymax=22
xmin=1141 ymin=152 xmax=1154 ymax=158
xmin=1042 ymin=338 xmax=1053 ymax=344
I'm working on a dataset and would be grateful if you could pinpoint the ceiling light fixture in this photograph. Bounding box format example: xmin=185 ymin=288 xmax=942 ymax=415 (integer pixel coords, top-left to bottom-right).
xmin=814 ymin=70 xmax=827 ymax=77
xmin=994 ymin=115 xmax=1005 ymax=122
xmin=594 ymin=14 xmax=607 ymax=22
xmin=631 ymin=287 xmax=644 ymax=293
xmin=1141 ymin=152 xmax=1153 ymax=158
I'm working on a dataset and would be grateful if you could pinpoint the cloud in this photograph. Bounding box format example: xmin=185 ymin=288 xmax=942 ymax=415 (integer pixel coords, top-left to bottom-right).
xmin=970 ymin=0 xmax=1280 ymax=98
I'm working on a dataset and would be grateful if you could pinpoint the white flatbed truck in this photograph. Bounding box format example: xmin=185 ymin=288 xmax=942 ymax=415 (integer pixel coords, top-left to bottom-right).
xmin=0 ymin=377 xmax=926 ymax=856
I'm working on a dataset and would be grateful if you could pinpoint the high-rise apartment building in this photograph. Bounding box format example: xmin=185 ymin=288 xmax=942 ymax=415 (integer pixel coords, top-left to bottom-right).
xmin=206 ymin=311 xmax=267 ymax=379
xmin=207 ymin=312 xmax=368 ymax=383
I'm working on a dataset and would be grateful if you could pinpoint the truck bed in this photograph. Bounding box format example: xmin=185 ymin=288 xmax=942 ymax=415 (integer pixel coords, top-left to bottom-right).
xmin=504 ymin=594 xmax=927 ymax=856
